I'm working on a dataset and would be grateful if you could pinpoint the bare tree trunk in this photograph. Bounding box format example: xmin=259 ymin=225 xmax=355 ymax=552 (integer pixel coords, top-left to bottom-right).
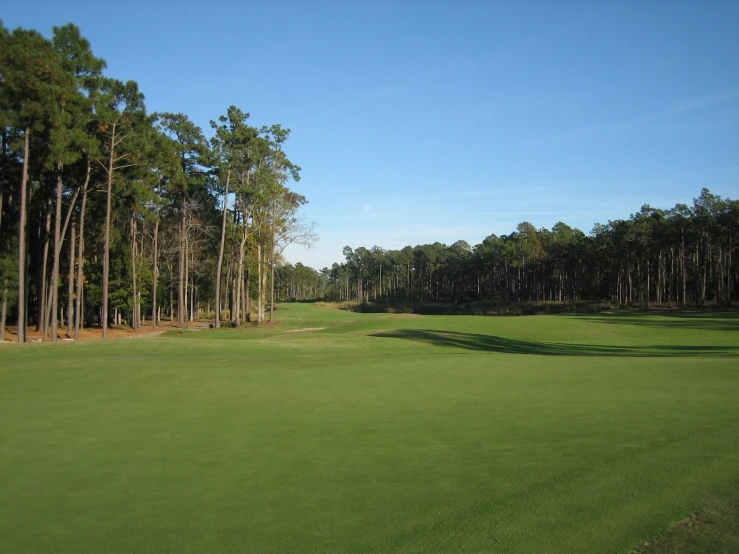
xmin=270 ymin=199 xmax=276 ymax=324
xmin=48 ymin=170 xmax=65 ymax=342
xmin=190 ymin=280 xmax=194 ymax=322
xmin=67 ymin=221 xmax=75 ymax=336
xmin=17 ymin=129 xmax=30 ymax=343
xmin=1 ymin=278 xmax=8 ymax=341
xmin=236 ymin=209 xmax=248 ymax=324
xmin=183 ymin=225 xmax=189 ymax=327
xmin=241 ymin=274 xmax=247 ymax=322
xmin=681 ymin=241 xmax=687 ymax=307
xmin=178 ymin=204 xmax=186 ymax=325
xmin=257 ymin=244 xmax=263 ymax=322
xmin=261 ymin=251 xmax=268 ymax=322
xmin=151 ymin=213 xmax=159 ymax=328
xmin=234 ymin=273 xmax=241 ymax=325
xmin=130 ymin=217 xmax=138 ymax=331
xmin=729 ymin=236 xmax=733 ymax=307
xmin=214 ymin=169 xmax=231 ymax=328
xmin=102 ymin=123 xmax=117 ymax=339
xmin=701 ymin=243 xmax=708 ymax=305
xmin=657 ymin=250 xmax=662 ymax=304
xmin=245 ymin=268 xmax=251 ymax=322
xmin=74 ymin=163 xmax=90 ymax=340
xmin=188 ymin=247 xmax=194 ymax=322
xmin=235 ymin=248 xmax=243 ymax=324
xmin=225 ymin=255 xmax=233 ymax=322
xmin=0 ymin=129 xmax=8 ymax=237
xmin=229 ymin=277 xmax=235 ymax=322
xmin=39 ymin=199 xmax=51 ymax=335
xmin=269 ymin=254 xmax=275 ymax=322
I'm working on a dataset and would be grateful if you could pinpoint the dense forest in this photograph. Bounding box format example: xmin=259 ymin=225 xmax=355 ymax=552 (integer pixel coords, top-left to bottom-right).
xmin=322 ymin=189 xmax=739 ymax=308
xmin=0 ymin=23 xmax=314 ymax=342
xmin=2 ymin=25 xmax=737 ymax=344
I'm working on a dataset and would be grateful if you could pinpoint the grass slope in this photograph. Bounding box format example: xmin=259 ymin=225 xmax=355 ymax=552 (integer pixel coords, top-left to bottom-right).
xmin=1 ymin=305 xmax=738 ymax=553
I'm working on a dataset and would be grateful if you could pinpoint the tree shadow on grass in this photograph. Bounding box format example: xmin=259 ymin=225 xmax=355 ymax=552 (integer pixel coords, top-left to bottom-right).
xmin=370 ymin=329 xmax=739 ymax=357
xmin=569 ymin=311 xmax=739 ymax=332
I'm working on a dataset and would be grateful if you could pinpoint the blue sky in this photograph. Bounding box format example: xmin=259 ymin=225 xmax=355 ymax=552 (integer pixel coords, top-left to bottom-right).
xmin=4 ymin=1 xmax=738 ymax=269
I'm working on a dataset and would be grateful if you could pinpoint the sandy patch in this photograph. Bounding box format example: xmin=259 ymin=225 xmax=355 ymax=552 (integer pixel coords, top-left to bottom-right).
xmin=284 ymin=327 xmax=326 ymax=333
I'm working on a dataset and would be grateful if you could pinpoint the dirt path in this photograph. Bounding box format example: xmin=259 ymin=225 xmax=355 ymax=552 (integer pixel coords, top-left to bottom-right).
xmin=1 ymin=320 xmax=212 ymax=344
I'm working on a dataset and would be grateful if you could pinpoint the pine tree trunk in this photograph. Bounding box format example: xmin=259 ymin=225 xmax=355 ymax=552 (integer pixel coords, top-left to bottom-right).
xmin=660 ymin=254 xmax=664 ymax=305
xmin=188 ymin=249 xmax=194 ymax=322
xmin=74 ymin=164 xmax=90 ymax=341
xmin=245 ymin=269 xmax=251 ymax=321
xmin=39 ymin=199 xmax=51 ymax=335
xmin=236 ymin=236 xmax=246 ymax=324
xmin=235 ymin=203 xmax=248 ymax=324
xmin=102 ymin=123 xmax=117 ymax=339
xmin=190 ymin=280 xmax=194 ymax=322
xmin=241 ymin=274 xmax=247 ymax=322
xmin=701 ymin=243 xmax=707 ymax=305
xmin=151 ymin=214 xmax=159 ymax=328
xmin=681 ymin=242 xmax=687 ymax=307
xmin=17 ymin=129 xmax=30 ymax=343
xmin=270 ymin=199 xmax=276 ymax=323
xmin=257 ymin=244 xmax=263 ymax=322
xmin=214 ymin=168 xmax=231 ymax=328
xmin=131 ymin=217 xmax=138 ymax=331
xmin=67 ymin=221 xmax=75 ymax=336
xmin=270 ymin=254 xmax=275 ymax=323
xmin=729 ymin=236 xmax=733 ymax=306
xmin=178 ymin=205 xmax=186 ymax=325
xmin=262 ymin=255 xmax=268 ymax=322
xmin=49 ymin=170 xmax=64 ymax=342
xmin=1 ymin=278 xmax=8 ymax=341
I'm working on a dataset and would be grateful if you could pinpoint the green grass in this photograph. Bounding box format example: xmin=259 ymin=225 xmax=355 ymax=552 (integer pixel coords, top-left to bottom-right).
xmin=1 ymin=304 xmax=738 ymax=553
xmin=633 ymin=487 xmax=739 ymax=553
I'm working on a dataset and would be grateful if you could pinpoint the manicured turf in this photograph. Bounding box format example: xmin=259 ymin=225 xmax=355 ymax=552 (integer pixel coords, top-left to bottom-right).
xmin=1 ymin=305 xmax=738 ymax=553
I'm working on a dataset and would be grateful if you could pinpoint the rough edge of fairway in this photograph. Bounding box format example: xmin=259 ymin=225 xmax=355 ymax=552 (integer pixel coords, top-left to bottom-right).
xmin=632 ymin=486 xmax=739 ymax=553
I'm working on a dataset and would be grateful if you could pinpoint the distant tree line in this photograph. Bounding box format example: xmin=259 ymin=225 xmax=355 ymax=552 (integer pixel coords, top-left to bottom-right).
xmin=0 ymin=23 xmax=313 ymax=342
xmin=324 ymin=189 xmax=738 ymax=308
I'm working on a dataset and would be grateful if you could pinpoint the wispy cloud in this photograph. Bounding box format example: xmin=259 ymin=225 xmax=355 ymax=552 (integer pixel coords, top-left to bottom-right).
xmin=301 ymin=84 xmax=405 ymax=122
xmin=299 ymin=21 xmax=584 ymax=127
xmin=438 ymin=183 xmax=613 ymax=199
xmin=442 ymin=187 xmax=551 ymax=199
xmin=335 ymin=224 xmax=493 ymax=244
xmin=474 ymin=210 xmax=611 ymax=216
xmin=538 ymin=84 xmax=739 ymax=144
xmin=644 ymin=85 xmax=739 ymax=121
xmin=305 ymin=202 xmax=398 ymax=221
xmin=310 ymin=212 xmax=396 ymax=221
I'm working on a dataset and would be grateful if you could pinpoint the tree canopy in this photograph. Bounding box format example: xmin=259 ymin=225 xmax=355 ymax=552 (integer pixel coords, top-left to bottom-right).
xmin=0 ymin=22 xmax=311 ymax=341
xmin=325 ymin=189 xmax=738 ymax=308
